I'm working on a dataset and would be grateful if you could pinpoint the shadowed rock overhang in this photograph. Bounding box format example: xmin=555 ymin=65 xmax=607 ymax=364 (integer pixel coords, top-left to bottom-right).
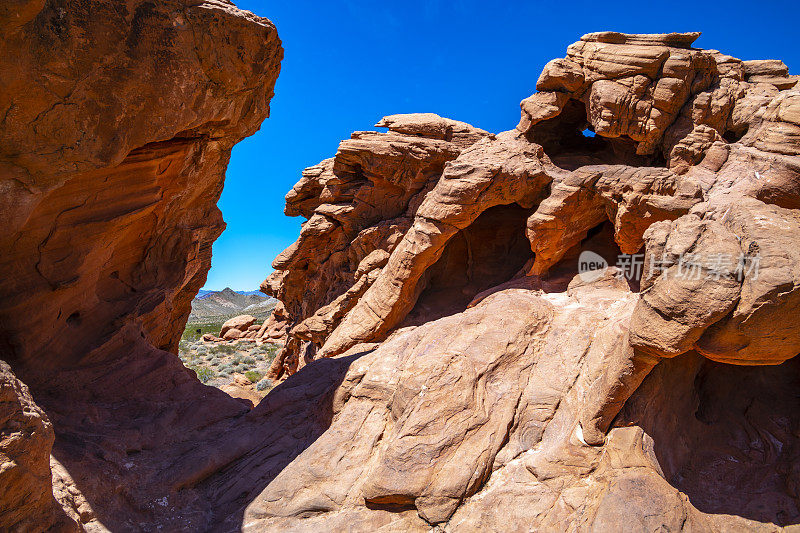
xmin=2 ymin=14 xmax=800 ymax=532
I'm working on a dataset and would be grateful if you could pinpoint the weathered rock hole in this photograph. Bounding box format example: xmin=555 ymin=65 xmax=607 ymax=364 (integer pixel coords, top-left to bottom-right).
xmin=723 ymin=126 xmax=749 ymax=143
xmin=544 ymin=221 xmax=638 ymax=291
xmin=528 ymin=99 xmax=667 ymax=169
xmin=403 ymin=203 xmax=534 ymax=325
xmin=66 ymin=312 xmax=81 ymax=328
xmin=364 ymin=497 xmax=418 ymax=513
xmin=620 ymin=353 xmax=800 ymax=526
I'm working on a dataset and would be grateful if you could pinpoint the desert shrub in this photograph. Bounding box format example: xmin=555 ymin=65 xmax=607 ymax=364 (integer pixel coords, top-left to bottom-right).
xmin=195 ymin=345 xmax=208 ymax=355
xmin=232 ymin=355 xmax=244 ymax=365
xmin=243 ymin=356 xmax=255 ymax=366
xmin=264 ymin=345 xmax=279 ymax=365
xmin=181 ymin=319 xmax=228 ymax=341
xmin=235 ymin=363 xmax=248 ymax=372
xmin=256 ymin=378 xmax=272 ymax=391
xmin=219 ymin=363 xmax=233 ymax=373
xmin=212 ymin=344 xmax=236 ymax=355
xmin=245 ymin=370 xmax=263 ymax=383
xmin=189 ymin=365 xmax=215 ymax=383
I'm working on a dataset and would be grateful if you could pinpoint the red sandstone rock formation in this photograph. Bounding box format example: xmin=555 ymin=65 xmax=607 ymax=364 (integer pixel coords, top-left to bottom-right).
xmin=0 ymin=1 xmax=281 ymax=530
xmin=220 ymin=314 xmax=258 ymax=340
xmin=252 ymin=32 xmax=800 ymax=530
xmin=3 ymin=12 xmax=800 ymax=533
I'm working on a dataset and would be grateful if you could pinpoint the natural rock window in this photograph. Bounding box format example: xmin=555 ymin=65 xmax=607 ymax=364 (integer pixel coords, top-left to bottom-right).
xmin=1 ymin=9 xmax=799 ymax=531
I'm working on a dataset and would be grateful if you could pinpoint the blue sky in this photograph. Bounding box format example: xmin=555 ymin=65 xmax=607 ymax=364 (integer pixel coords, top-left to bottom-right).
xmin=202 ymin=0 xmax=798 ymax=291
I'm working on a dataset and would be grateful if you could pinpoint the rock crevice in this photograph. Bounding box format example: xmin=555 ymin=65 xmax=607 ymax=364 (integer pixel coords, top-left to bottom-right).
xmin=251 ymin=31 xmax=800 ymax=531
xmin=2 ymin=14 xmax=800 ymax=532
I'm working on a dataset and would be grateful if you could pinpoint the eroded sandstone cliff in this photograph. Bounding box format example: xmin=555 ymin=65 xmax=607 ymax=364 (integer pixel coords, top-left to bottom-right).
xmin=251 ymin=31 xmax=800 ymax=530
xmin=0 ymin=1 xmax=281 ymax=530
xmin=2 ymin=10 xmax=800 ymax=532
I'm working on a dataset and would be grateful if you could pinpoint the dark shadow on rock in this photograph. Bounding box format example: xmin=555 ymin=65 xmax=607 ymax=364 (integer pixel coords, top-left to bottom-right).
xmin=30 ymin=340 xmax=252 ymax=532
xmin=401 ymin=203 xmax=535 ymax=327
xmin=195 ymin=350 xmax=372 ymax=531
xmin=619 ymin=352 xmax=800 ymax=527
xmin=21 ymin=335 xmax=369 ymax=532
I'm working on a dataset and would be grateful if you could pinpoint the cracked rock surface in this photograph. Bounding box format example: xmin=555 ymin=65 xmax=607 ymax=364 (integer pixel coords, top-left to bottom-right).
xmin=256 ymin=31 xmax=800 ymax=530
xmin=2 ymin=14 xmax=800 ymax=532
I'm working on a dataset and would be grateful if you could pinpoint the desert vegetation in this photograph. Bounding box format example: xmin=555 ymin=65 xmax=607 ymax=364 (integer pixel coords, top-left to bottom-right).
xmin=178 ymin=337 xmax=280 ymax=396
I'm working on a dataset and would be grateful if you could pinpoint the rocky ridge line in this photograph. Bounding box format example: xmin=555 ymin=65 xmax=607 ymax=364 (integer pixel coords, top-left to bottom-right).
xmin=249 ymin=31 xmax=800 ymax=530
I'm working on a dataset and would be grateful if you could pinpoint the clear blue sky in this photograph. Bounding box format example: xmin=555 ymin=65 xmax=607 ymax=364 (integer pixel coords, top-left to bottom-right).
xmin=202 ymin=0 xmax=798 ymax=291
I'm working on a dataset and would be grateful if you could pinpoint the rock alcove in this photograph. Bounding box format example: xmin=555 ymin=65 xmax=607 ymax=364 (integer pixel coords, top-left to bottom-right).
xmin=1 ymin=4 xmax=800 ymax=531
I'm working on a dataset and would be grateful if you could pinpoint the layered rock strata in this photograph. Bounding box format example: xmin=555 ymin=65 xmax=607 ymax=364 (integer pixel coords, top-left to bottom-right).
xmin=2 ymin=15 xmax=800 ymax=532
xmin=251 ymin=31 xmax=800 ymax=530
xmin=0 ymin=1 xmax=281 ymax=530
xmin=265 ymin=32 xmax=800 ymax=378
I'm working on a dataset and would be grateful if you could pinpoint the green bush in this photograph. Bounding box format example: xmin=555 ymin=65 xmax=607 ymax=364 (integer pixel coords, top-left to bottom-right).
xmin=181 ymin=321 xmax=225 ymax=342
xmin=264 ymin=345 xmax=279 ymax=365
xmin=243 ymin=356 xmax=255 ymax=365
xmin=189 ymin=365 xmax=215 ymax=383
xmin=211 ymin=344 xmax=236 ymax=355
xmin=245 ymin=370 xmax=263 ymax=383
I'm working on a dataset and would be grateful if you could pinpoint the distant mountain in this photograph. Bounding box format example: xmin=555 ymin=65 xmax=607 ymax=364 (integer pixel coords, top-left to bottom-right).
xmin=189 ymin=287 xmax=276 ymax=322
xmin=242 ymin=298 xmax=279 ymax=315
xmin=196 ymin=288 xmax=265 ymax=299
xmin=235 ymin=290 xmax=267 ymax=297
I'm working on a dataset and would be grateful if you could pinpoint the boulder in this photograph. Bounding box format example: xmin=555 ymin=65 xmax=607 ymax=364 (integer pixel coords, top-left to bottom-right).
xmin=250 ymin=32 xmax=800 ymax=531
xmin=0 ymin=361 xmax=76 ymax=531
xmin=222 ymin=328 xmax=244 ymax=341
xmin=220 ymin=315 xmax=258 ymax=337
xmin=221 ymin=375 xmax=262 ymax=406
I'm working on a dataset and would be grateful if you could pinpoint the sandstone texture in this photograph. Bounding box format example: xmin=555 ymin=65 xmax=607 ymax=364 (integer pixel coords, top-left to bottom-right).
xmin=252 ymin=31 xmax=800 ymax=530
xmin=2 ymin=13 xmax=800 ymax=533
xmin=0 ymin=1 xmax=281 ymax=530
xmin=220 ymin=314 xmax=258 ymax=340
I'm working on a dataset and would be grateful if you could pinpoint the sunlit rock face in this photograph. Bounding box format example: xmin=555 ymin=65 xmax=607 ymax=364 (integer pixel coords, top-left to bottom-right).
xmin=255 ymin=32 xmax=800 ymax=530
xmin=0 ymin=1 xmax=281 ymax=530
xmin=267 ymin=31 xmax=800 ymax=374
xmin=2 ymin=12 xmax=800 ymax=531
